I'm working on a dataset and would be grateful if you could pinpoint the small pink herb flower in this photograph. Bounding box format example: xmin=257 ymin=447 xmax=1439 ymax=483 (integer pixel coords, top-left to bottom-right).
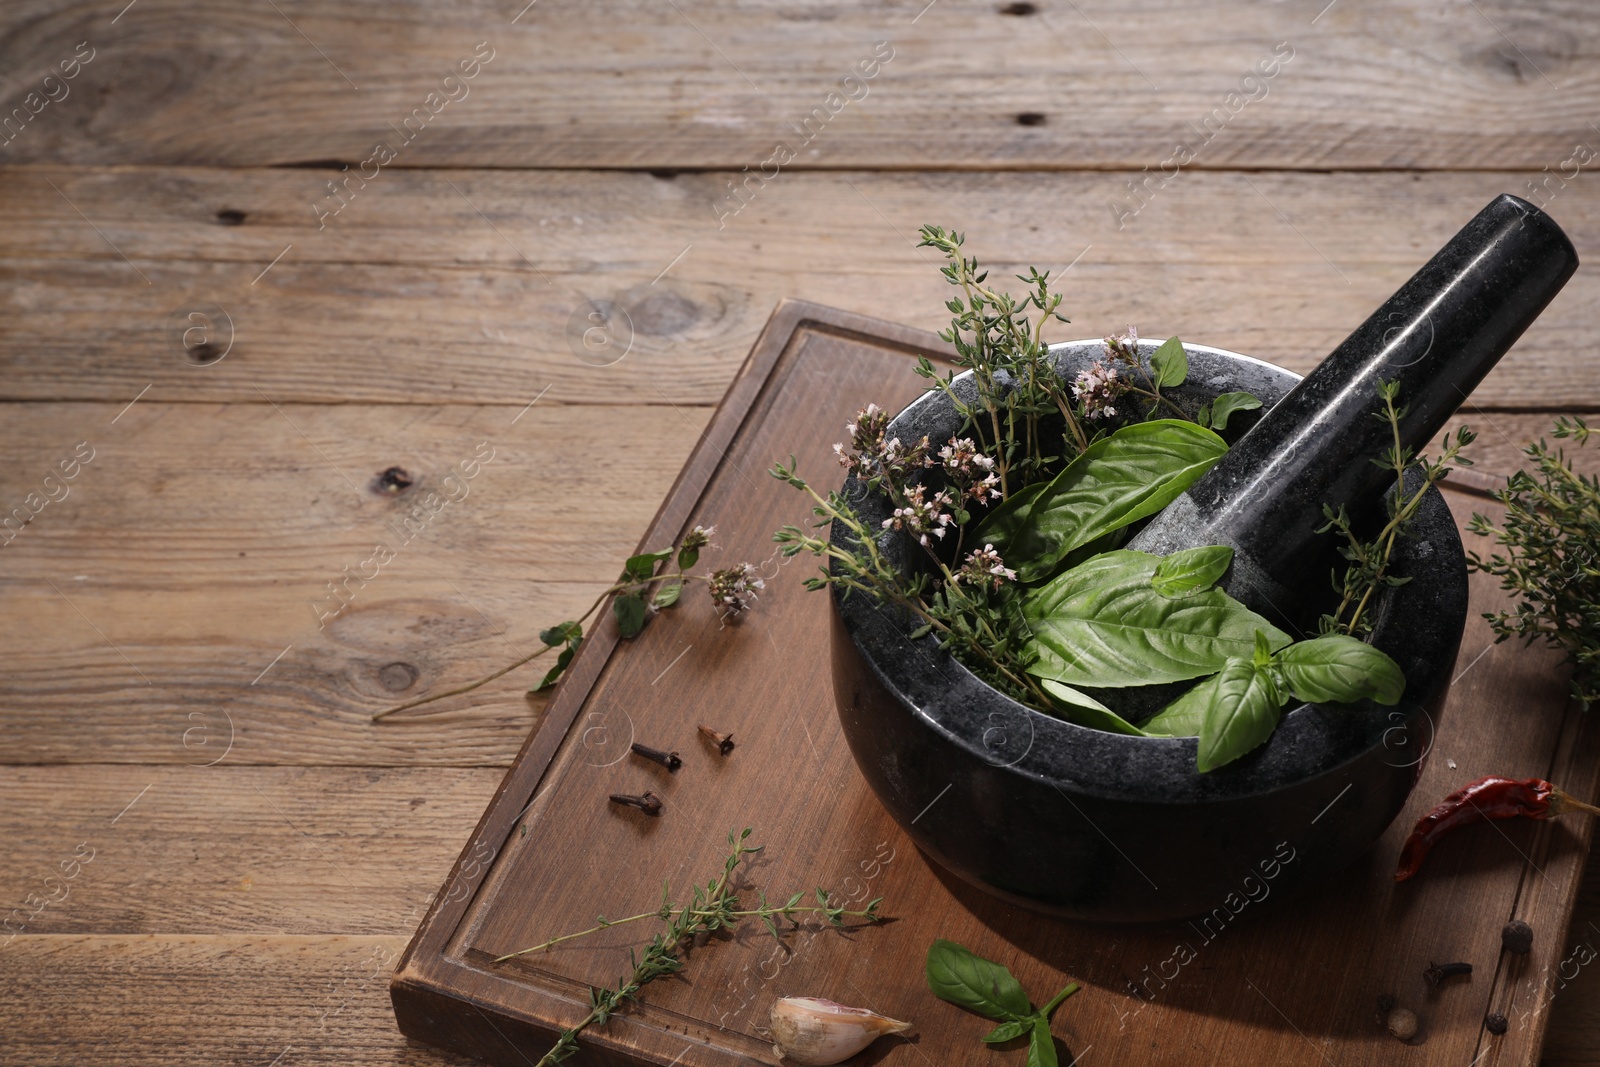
xmin=708 ymin=563 xmax=765 ymax=617
xmin=938 ymin=436 xmax=1004 ymax=503
xmin=1072 ymin=360 xmax=1126 ymax=421
xmin=956 ymin=544 xmax=1017 ymax=590
xmin=680 ymin=524 xmax=715 ymax=551
xmin=1105 ymin=325 xmax=1140 ymax=363
xmin=882 ymin=484 xmax=955 ymax=546
xmin=834 ymin=405 xmax=929 ymax=480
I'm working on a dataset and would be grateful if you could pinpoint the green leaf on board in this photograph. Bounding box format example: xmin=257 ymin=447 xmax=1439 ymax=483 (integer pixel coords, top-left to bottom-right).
xmin=977 ymin=421 xmax=1228 ymax=582
xmin=1151 ymin=545 xmax=1234 ymax=598
xmin=1023 ymin=551 xmax=1291 ymax=688
xmin=925 ymin=939 xmax=1033 ymax=1021
xmin=612 ymin=592 xmax=648 ymax=637
xmin=983 ymin=1019 xmax=1031 ymax=1044
xmin=623 ymin=549 xmax=673 ymax=582
xmin=1150 ymin=336 xmax=1189 ymax=388
xmin=531 ymin=637 xmax=582 ymax=693
xmin=1027 ymin=1014 xmax=1059 ymax=1067
xmin=538 ymin=620 xmax=580 ymax=647
xmin=677 ymin=545 xmax=700 ymax=571
xmin=653 ymin=581 xmax=683 ymax=609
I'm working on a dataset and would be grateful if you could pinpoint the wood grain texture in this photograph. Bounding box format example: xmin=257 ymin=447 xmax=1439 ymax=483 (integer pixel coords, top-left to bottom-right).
xmin=0 ymin=934 xmax=482 ymax=1067
xmin=0 ymin=401 xmax=709 ymax=766
xmin=392 ymin=304 xmax=1600 ymax=1067
xmin=4 ymin=168 xmax=1600 ymax=407
xmin=0 ymin=766 xmax=499 ymax=937
xmin=0 ymin=1 xmax=1597 ymax=169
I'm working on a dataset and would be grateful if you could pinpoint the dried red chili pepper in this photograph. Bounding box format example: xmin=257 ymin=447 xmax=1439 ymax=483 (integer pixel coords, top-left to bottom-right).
xmin=1395 ymin=776 xmax=1600 ymax=882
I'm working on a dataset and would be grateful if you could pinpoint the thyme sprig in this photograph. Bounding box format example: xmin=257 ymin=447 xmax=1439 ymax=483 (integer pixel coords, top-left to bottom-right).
xmin=1468 ymin=416 xmax=1600 ymax=707
xmin=1318 ymin=380 xmax=1475 ymax=637
xmin=914 ymin=225 xmax=1082 ymax=492
xmin=499 ymin=828 xmax=885 ymax=1067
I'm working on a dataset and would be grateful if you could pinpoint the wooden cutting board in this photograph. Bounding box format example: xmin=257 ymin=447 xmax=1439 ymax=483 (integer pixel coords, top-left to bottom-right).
xmin=390 ymin=300 xmax=1599 ymax=1067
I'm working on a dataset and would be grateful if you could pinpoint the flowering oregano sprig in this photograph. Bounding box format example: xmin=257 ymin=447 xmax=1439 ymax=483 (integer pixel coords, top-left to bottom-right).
xmin=772 ymin=441 xmax=1046 ymax=709
xmin=1071 ymin=360 xmax=1127 ymax=422
xmin=373 ymin=522 xmax=758 ymax=720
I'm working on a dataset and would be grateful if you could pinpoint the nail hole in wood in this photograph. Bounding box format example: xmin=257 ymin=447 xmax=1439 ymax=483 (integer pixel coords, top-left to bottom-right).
xmin=374 ymin=467 xmax=414 ymax=493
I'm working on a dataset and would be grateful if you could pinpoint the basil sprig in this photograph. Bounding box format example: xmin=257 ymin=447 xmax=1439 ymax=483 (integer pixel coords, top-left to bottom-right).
xmin=926 ymin=939 xmax=1080 ymax=1067
xmin=1143 ymin=631 xmax=1405 ymax=771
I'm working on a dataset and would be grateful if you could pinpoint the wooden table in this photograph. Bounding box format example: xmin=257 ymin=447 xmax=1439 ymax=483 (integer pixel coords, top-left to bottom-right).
xmin=2 ymin=2 xmax=1599 ymax=1064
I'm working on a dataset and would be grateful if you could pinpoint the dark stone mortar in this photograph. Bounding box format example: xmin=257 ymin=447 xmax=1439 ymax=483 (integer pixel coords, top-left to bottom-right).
xmin=828 ymin=341 xmax=1466 ymax=921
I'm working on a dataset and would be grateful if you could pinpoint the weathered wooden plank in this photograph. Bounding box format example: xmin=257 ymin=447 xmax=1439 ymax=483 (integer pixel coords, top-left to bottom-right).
xmin=1 ymin=1 xmax=1597 ymax=169
xmin=0 ymin=934 xmax=481 ymax=1066
xmin=0 ymin=401 xmax=708 ymax=765
xmin=3 ymin=168 xmax=1599 ymax=408
xmin=0 ymin=766 xmax=499 ymax=937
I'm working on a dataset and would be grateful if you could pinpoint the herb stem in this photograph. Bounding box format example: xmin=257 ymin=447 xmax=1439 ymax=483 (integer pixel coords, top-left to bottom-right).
xmin=1039 ymin=981 xmax=1082 ymax=1019
xmin=372 ymin=575 xmax=638 ymax=720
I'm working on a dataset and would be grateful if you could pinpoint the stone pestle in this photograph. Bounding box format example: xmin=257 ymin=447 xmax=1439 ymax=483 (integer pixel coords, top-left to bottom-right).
xmin=1126 ymin=193 xmax=1579 ymax=626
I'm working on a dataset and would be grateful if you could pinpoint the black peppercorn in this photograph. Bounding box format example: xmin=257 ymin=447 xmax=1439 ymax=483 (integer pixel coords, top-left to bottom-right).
xmin=1485 ymin=1012 xmax=1508 ymax=1036
xmin=1502 ymin=919 xmax=1534 ymax=955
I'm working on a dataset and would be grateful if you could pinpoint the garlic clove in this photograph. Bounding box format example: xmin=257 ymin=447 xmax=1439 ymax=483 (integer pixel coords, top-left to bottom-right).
xmin=770 ymin=996 xmax=912 ymax=1065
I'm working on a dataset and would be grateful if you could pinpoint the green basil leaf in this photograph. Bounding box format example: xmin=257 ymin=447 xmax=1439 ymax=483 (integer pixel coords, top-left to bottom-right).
xmin=1253 ymin=629 xmax=1274 ymax=668
xmin=1151 ymin=545 xmax=1234 ymax=598
xmin=1150 ymin=336 xmax=1189 ymax=388
xmin=652 ymin=581 xmax=683 ymax=608
xmin=1039 ymin=678 xmax=1149 ymax=736
xmin=1141 ymin=673 xmax=1216 ymax=737
xmin=1023 ymin=551 xmax=1292 ymax=688
xmin=623 ymin=549 xmax=672 ymax=582
xmin=1027 ymin=1015 xmax=1060 ymax=1067
xmin=977 ymin=421 xmax=1228 ymax=582
xmin=1273 ymin=634 xmax=1405 ymax=705
xmin=1207 ymin=391 xmax=1263 ymax=431
xmin=983 ymin=1019 xmax=1031 ymax=1044
xmin=1197 ymin=658 xmax=1288 ymax=773
xmin=612 ymin=593 xmax=647 ymax=637
xmin=925 ymin=939 xmax=1033 ymax=1021
xmin=677 ymin=545 xmax=700 ymax=571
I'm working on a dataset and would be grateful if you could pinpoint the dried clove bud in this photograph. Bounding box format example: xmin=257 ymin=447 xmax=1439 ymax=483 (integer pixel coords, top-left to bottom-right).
xmin=1375 ymin=992 xmax=1396 ymax=1025
xmin=1424 ymin=961 xmax=1473 ymax=987
xmin=698 ymin=724 xmax=735 ymax=756
xmin=609 ymin=791 xmax=663 ymax=816
xmin=1485 ymin=1012 xmax=1508 ymax=1036
xmin=1502 ymin=919 xmax=1534 ymax=955
xmin=769 ymin=996 xmax=911 ymax=1065
xmin=1387 ymin=1007 xmax=1419 ymax=1042
xmin=631 ymin=743 xmax=682 ymax=772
